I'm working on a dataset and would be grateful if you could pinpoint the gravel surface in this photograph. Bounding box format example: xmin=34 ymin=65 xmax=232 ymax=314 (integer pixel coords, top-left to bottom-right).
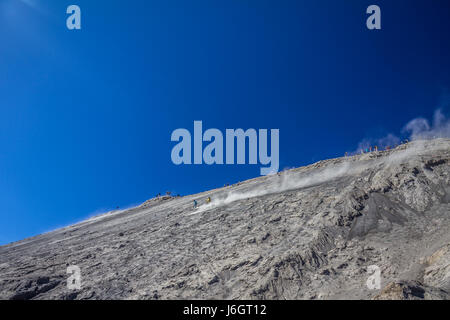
xmin=1 ymin=139 xmax=449 ymax=300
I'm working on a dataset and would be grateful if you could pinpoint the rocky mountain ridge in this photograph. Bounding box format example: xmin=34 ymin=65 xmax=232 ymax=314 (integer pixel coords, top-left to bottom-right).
xmin=0 ymin=139 xmax=449 ymax=300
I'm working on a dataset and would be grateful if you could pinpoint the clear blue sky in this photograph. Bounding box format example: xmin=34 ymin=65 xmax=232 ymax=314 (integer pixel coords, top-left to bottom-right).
xmin=1 ymin=0 xmax=449 ymax=245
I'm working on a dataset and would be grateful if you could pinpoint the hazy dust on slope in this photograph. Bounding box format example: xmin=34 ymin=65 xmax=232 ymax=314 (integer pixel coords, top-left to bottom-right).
xmin=0 ymin=139 xmax=449 ymax=300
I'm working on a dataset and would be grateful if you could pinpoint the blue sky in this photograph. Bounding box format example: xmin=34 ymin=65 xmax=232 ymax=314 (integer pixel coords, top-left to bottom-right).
xmin=1 ymin=0 xmax=450 ymax=245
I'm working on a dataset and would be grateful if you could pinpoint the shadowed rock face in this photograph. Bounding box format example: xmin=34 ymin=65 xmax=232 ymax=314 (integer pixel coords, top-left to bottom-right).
xmin=373 ymin=280 xmax=449 ymax=300
xmin=0 ymin=139 xmax=449 ymax=300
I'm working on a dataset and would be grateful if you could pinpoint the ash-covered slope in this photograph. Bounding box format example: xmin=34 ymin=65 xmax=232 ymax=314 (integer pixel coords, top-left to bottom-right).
xmin=1 ymin=139 xmax=449 ymax=300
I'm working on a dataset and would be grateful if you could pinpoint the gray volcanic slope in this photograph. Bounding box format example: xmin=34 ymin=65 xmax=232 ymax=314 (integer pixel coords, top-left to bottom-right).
xmin=1 ymin=139 xmax=450 ymax=300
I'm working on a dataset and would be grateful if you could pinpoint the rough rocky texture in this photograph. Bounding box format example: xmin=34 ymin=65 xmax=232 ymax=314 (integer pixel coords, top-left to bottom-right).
xmin=0 ymin=139 xmax=449 ymax=300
